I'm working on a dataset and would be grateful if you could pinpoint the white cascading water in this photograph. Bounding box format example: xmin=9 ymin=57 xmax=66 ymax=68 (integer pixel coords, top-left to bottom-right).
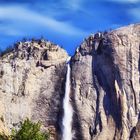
xmin=62 ymin=57 xmax=73 ymax=140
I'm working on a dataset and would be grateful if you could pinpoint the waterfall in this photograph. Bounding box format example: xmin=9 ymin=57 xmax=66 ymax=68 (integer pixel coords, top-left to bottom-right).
xmin=62 ymin=57 xmax=73 ymax=140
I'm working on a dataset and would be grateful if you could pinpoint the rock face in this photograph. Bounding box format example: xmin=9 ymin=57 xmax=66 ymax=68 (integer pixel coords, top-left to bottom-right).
xmin=130 ymin=117 xmax=140 ymax=140
xmin=0 ymin=39 xmax=68 ymax=139
xmin=0 ymin=23 xmax=140 ymax=140
xmin=71 ymin=23 xmax=140 ymax=140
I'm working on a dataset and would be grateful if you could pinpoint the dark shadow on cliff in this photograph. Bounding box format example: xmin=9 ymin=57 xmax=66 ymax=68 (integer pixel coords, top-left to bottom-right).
xmin=130 ymin=112 xmax=140 ymax=139
xmin=91 ymin=37 xmax=123 ymax=137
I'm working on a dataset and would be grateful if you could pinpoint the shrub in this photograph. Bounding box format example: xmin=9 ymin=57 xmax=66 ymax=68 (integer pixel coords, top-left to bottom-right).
xmin=0 ymin=119 xmax=50 ymax=140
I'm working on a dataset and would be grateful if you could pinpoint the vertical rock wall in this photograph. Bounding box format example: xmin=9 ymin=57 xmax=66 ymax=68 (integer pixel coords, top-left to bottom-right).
xmin=71 ymin=24 xmax=140 ymax=140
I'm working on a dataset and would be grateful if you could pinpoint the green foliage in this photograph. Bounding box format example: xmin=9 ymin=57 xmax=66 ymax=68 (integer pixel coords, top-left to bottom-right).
xmin=0 ymin=119 xmax=50 ymax=140
xmin=14 ymin=118 xmax=50 ymax=140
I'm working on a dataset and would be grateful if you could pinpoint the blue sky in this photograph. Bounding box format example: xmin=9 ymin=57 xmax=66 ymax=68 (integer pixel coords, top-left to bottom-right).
xmin=0 ymin=0 xmax=140 ymax=55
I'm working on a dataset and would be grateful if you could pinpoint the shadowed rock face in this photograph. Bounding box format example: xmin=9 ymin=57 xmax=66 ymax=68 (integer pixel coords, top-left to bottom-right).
xmin=130 ymin=115 xmax=140 ymax=140
xmin=71 ymin=23 xmax=140 ymax=140
xmin=0 ymin=24 xmax=140 ymax=140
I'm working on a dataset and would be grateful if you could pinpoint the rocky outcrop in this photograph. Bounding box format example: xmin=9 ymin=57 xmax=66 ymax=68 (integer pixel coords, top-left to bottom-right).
xmin=71 ymin=23 xmax=140 ymax=140
xmin=0 ymin=39 xmax=68 ymax=139
xmin=130 ymin=117 xmax=140 ymax=140
xmin=0 ymin=23 xmax=140 ymax=140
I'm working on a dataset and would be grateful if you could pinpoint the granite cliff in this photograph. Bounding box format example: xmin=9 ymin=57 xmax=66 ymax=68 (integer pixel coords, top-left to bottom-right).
xmin=0 ymin=40 xmax=68 ymax=139
xmin=0 ymin=23 xmax=140 ymax=140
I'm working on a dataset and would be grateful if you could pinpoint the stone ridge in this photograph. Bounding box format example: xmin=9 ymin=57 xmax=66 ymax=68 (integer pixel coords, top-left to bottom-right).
xmin=73 ymin=23 xmax=140 ymax=55
xmin=0 ymin=39 xmax=68 ymax=62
